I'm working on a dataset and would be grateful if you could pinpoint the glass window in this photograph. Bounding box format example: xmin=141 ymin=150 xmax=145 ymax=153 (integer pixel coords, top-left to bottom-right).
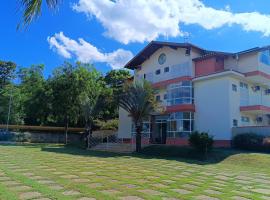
xmin=167 ymin=112 xmax=194 ymax=138
xmin=232 ymin=84 xmax=237 ymax=92
xmin=164 ymin=67 xmax=170 ymax=73
xmin=164 ymin=94 xmax=167 ymax=100
xmin=241 ymin=116 xmax=250 ymax=122
xmin=156 ymin=95 xmax=161 ymax=101
xmin=260 ymin=50 xmax=270 ymax=65
xmin=233 ymin=119 xmax=238 ymax=127
xmin=131 ymin=121 xmax=151 ymax=137
xmin=167 ymin=81 xmax=193 ymax=106
xmin=155 ymin=69 xmax=161 ymax=75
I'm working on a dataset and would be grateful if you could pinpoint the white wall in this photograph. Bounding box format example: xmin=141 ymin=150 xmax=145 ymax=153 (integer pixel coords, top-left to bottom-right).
xmin=194 ymin=76 xmax=234 ymax=140
xmin=224 ymin=52 xmax=259 ymax=73
xmin=118 ymin=107 xmax=132 ymax=138
xmin=135 ymin=46 xmax=196 ymax=83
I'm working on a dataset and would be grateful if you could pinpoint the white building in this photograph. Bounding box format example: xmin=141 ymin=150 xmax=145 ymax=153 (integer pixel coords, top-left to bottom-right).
xmin=118 ymin=41 xmax=270 ymax=147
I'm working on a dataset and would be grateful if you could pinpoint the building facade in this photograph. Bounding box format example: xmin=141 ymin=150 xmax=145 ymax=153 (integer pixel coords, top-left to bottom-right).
xmin=118 ymin=41 xmax=270 ymax=147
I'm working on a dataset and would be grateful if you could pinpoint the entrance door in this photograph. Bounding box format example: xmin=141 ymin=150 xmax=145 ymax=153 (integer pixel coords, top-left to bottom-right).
xmin=156 ymin=121 xmax=167 ymax=144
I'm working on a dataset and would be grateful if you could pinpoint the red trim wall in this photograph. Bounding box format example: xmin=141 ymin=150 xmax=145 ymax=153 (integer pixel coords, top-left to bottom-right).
xmin=166 ymin=104 xmax=195 ymax=113
xmin=195 ymin=57 xmax=224 ymax=77
xmin=152 ymin=76 xmax=192 ymax=89
xmin=245 ymin=70 xmax=270 ymax=79
xmin=240 ymin=105 xmax=270 ymax=112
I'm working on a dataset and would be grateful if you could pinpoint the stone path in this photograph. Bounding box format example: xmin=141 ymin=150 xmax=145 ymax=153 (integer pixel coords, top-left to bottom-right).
xmin=0 ymin=145 xmax=270 ymax=200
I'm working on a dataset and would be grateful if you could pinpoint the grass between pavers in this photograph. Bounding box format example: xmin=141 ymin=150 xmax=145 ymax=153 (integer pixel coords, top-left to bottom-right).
xmin=0 ymin=144 xmax=270 ymax=200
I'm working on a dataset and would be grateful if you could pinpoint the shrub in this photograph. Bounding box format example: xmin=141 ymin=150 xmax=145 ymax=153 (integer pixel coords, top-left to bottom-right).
xmin=233 ymin=133 xmax=270 ymax=151
xmin=14 ymin=132 xmax=31 ymax=143
xmin=188 ymin=131 xmax=214 ymax=154
xmin=94 ymin=119 xmax=118 ymax=131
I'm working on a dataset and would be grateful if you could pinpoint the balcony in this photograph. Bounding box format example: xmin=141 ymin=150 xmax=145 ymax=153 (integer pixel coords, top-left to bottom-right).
xmin=135 ymin=61 xmax=192 ymax=85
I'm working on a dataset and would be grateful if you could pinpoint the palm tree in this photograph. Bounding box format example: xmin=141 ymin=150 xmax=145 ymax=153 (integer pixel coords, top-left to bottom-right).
xmin=119 ymin=81 xmax=156 ymax=152
xmin=18 ymin=0 xmax=61 ymax=29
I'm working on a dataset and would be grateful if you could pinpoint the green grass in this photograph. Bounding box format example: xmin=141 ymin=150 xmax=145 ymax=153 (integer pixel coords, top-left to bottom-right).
xmin=0 ymin=144 xmax=270 ymax=199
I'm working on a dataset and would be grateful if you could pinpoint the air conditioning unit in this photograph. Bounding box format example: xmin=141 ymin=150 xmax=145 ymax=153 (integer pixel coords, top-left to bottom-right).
xmin=252 ymin=85 xmax=260 ymax=92
xmin=265 ymin=89 xmax=270 ymax=95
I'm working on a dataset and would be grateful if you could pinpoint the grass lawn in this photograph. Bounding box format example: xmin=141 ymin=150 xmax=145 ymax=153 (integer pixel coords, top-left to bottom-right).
xmin=0 ymin=144 xmax=270 ymax=200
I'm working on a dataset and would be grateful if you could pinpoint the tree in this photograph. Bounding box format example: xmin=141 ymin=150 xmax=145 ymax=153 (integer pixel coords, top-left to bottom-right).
xmin=101 ymin=69 xmax=131 ymax=119
xmin=119 ymin=81 xmax=155 ymax=152
xmin=18 ymin=0 xmax=61 ymax=29
xmin=17 ymin=64 xmax=47 ymax=125
xmin=78 ymin=66 xmax=103 ymax=147
xmin=49 ymin=62 xmax=82 ymax=143
xmin=0 ymin=61 xmax=16 ymax=89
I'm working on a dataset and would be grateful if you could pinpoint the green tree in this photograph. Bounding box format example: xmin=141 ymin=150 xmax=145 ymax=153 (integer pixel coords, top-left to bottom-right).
xmin=17 ymin=64 xmax=47 ymax=125
xmin=18 ymin=0 xmax=61 ymax=29
xmin=49 ymin=62 xmax=82 ymax=143
xmin=0 ymin=61 xmax=16 ymax=89
xmin=101 ymin=69 xmax=131 ymax=119
xmin=78 ymin=66 xmax=103 ymax=147
xmin=119 ymin=81 xmax=155 ymax=152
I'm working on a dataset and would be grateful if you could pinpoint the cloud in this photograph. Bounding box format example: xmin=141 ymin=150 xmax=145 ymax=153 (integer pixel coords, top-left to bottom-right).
xmin=73 ymin=0 xmax=270 ymax=44
xmin=47 ymin=32 xmax=133 ymax=69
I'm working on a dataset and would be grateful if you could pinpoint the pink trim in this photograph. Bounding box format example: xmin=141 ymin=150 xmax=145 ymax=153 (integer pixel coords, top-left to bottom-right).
xmin=152 ymin=76 xmax=192 ymax=88
xmin=195 ymin=57 xmax=224 ymax=77
xmin=166 ymin=104 xmax=195 ymax=113
xmin=240 ymin=105 xmax=270 ymax=112
xmin=245 ymin=70 xmax=270 ymax=80
xmin=131 ymin=138 xmax=150 ymax=144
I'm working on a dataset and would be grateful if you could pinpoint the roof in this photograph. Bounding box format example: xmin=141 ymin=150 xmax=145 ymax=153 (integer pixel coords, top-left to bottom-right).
xmin=124 ymin=41 xmax=270 ymax=69
xmin=124 ymin=41 xmax=206 ymax=69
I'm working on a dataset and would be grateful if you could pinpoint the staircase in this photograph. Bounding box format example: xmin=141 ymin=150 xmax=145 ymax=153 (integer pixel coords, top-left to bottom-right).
xmin=89 ymin=143 xmax=134 ymax=153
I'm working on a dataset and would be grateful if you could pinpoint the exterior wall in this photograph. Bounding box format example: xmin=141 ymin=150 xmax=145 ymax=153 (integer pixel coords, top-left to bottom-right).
xmin=135 ymin=46 xmax=195 ymax=83
xmin=194 ymin=76 xmax=233 ymax=140
xmin=195 ymin=57 xmax=224 ymax=77
xmin=118 ymin=107 xmax=132 ymax=139
xmin=224 ymin=52 xmax=259 ymax=73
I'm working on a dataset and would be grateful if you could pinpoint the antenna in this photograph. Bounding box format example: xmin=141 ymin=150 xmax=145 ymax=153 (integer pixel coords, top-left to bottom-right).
xmin=183 ymin=35 xmax=190 ymax=43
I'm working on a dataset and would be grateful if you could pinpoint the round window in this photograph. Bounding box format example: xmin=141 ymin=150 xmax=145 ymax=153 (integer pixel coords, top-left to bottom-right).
xmin=158 ymin=53 xmax=166 ymax=65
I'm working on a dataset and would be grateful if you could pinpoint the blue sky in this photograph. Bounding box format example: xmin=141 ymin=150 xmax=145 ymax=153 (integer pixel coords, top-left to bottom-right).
xmin=1 ymin=0 xmax=270 ymax=78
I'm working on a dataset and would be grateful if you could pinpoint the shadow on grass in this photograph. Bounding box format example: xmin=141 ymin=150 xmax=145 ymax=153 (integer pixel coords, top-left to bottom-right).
xmin=40 ymin=144 xmax=245 ymax=165
xmin=0 ymin=142 xmax=262 ymax=165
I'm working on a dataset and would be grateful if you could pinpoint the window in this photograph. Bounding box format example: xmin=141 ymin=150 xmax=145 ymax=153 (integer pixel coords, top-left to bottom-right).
xmin=164 ymin=67 xmax=170 ymax=73
xmin=260 ymin=50 xmax=270 ymax=65
xmin=167 ymin=112 xmax=194 ymax=138
xmin=163 ymin=94 xmax=167 ymax=100
xmin=131 ymin=121 xmax=151 ymax=138
xmin=232 ymin=84 xmax=237 ymax=92
xmin=155 ymin=69 xmax=161 ymax=75
xmin=143 ymin=74 xmax=146 ymax=79
xmin=167 ymin=81 xmax=193 ymax=106
xmin=233 ymin=119 xmax=238 ymax=127
xmin=241 ymin=116 xmax=250 ymax=123
xmin=240 ymin=82 xmax=248 ymax=89
xmin=156 ymin=95 xmax=161 ymax=101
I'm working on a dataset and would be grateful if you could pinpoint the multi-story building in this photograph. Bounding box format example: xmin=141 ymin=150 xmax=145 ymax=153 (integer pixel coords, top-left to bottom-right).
xmin=118 ymin=41 xmax=270 ymax=147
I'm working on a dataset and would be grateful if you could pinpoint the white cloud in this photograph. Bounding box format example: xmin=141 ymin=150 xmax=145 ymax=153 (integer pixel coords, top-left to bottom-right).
xmin=47 ymin=32 xmax=133 ymax=69
xmin=73 ymin=0 xmax=270 ymax=44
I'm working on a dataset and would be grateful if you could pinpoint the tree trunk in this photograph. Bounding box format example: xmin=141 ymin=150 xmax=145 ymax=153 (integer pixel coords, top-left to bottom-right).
xmin=85 ymin=122 xmax=92 ymax=149
xmin=135 ymin=125 xmax=142 ymax=153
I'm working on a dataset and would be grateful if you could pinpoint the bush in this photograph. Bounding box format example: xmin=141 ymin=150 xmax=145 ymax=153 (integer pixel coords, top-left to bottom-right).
xmin=233 ymin=133 xmax=270 ymax=152
xmin=94 ymin=119 xmax=118 ymax=131
xmin=14 ymin=132 xmax=31 ymax=143
xmin=188 ymin=131 xmax=214 ymax=154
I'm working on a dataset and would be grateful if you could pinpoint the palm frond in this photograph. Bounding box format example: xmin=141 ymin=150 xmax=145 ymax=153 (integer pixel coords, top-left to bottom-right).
xmin=17 ymin=0 xmax=61 ymax=29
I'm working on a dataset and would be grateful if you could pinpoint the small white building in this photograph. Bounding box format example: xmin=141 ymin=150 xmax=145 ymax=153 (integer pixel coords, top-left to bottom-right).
xmin=118 ymin=41 xmax=270 ymax=147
